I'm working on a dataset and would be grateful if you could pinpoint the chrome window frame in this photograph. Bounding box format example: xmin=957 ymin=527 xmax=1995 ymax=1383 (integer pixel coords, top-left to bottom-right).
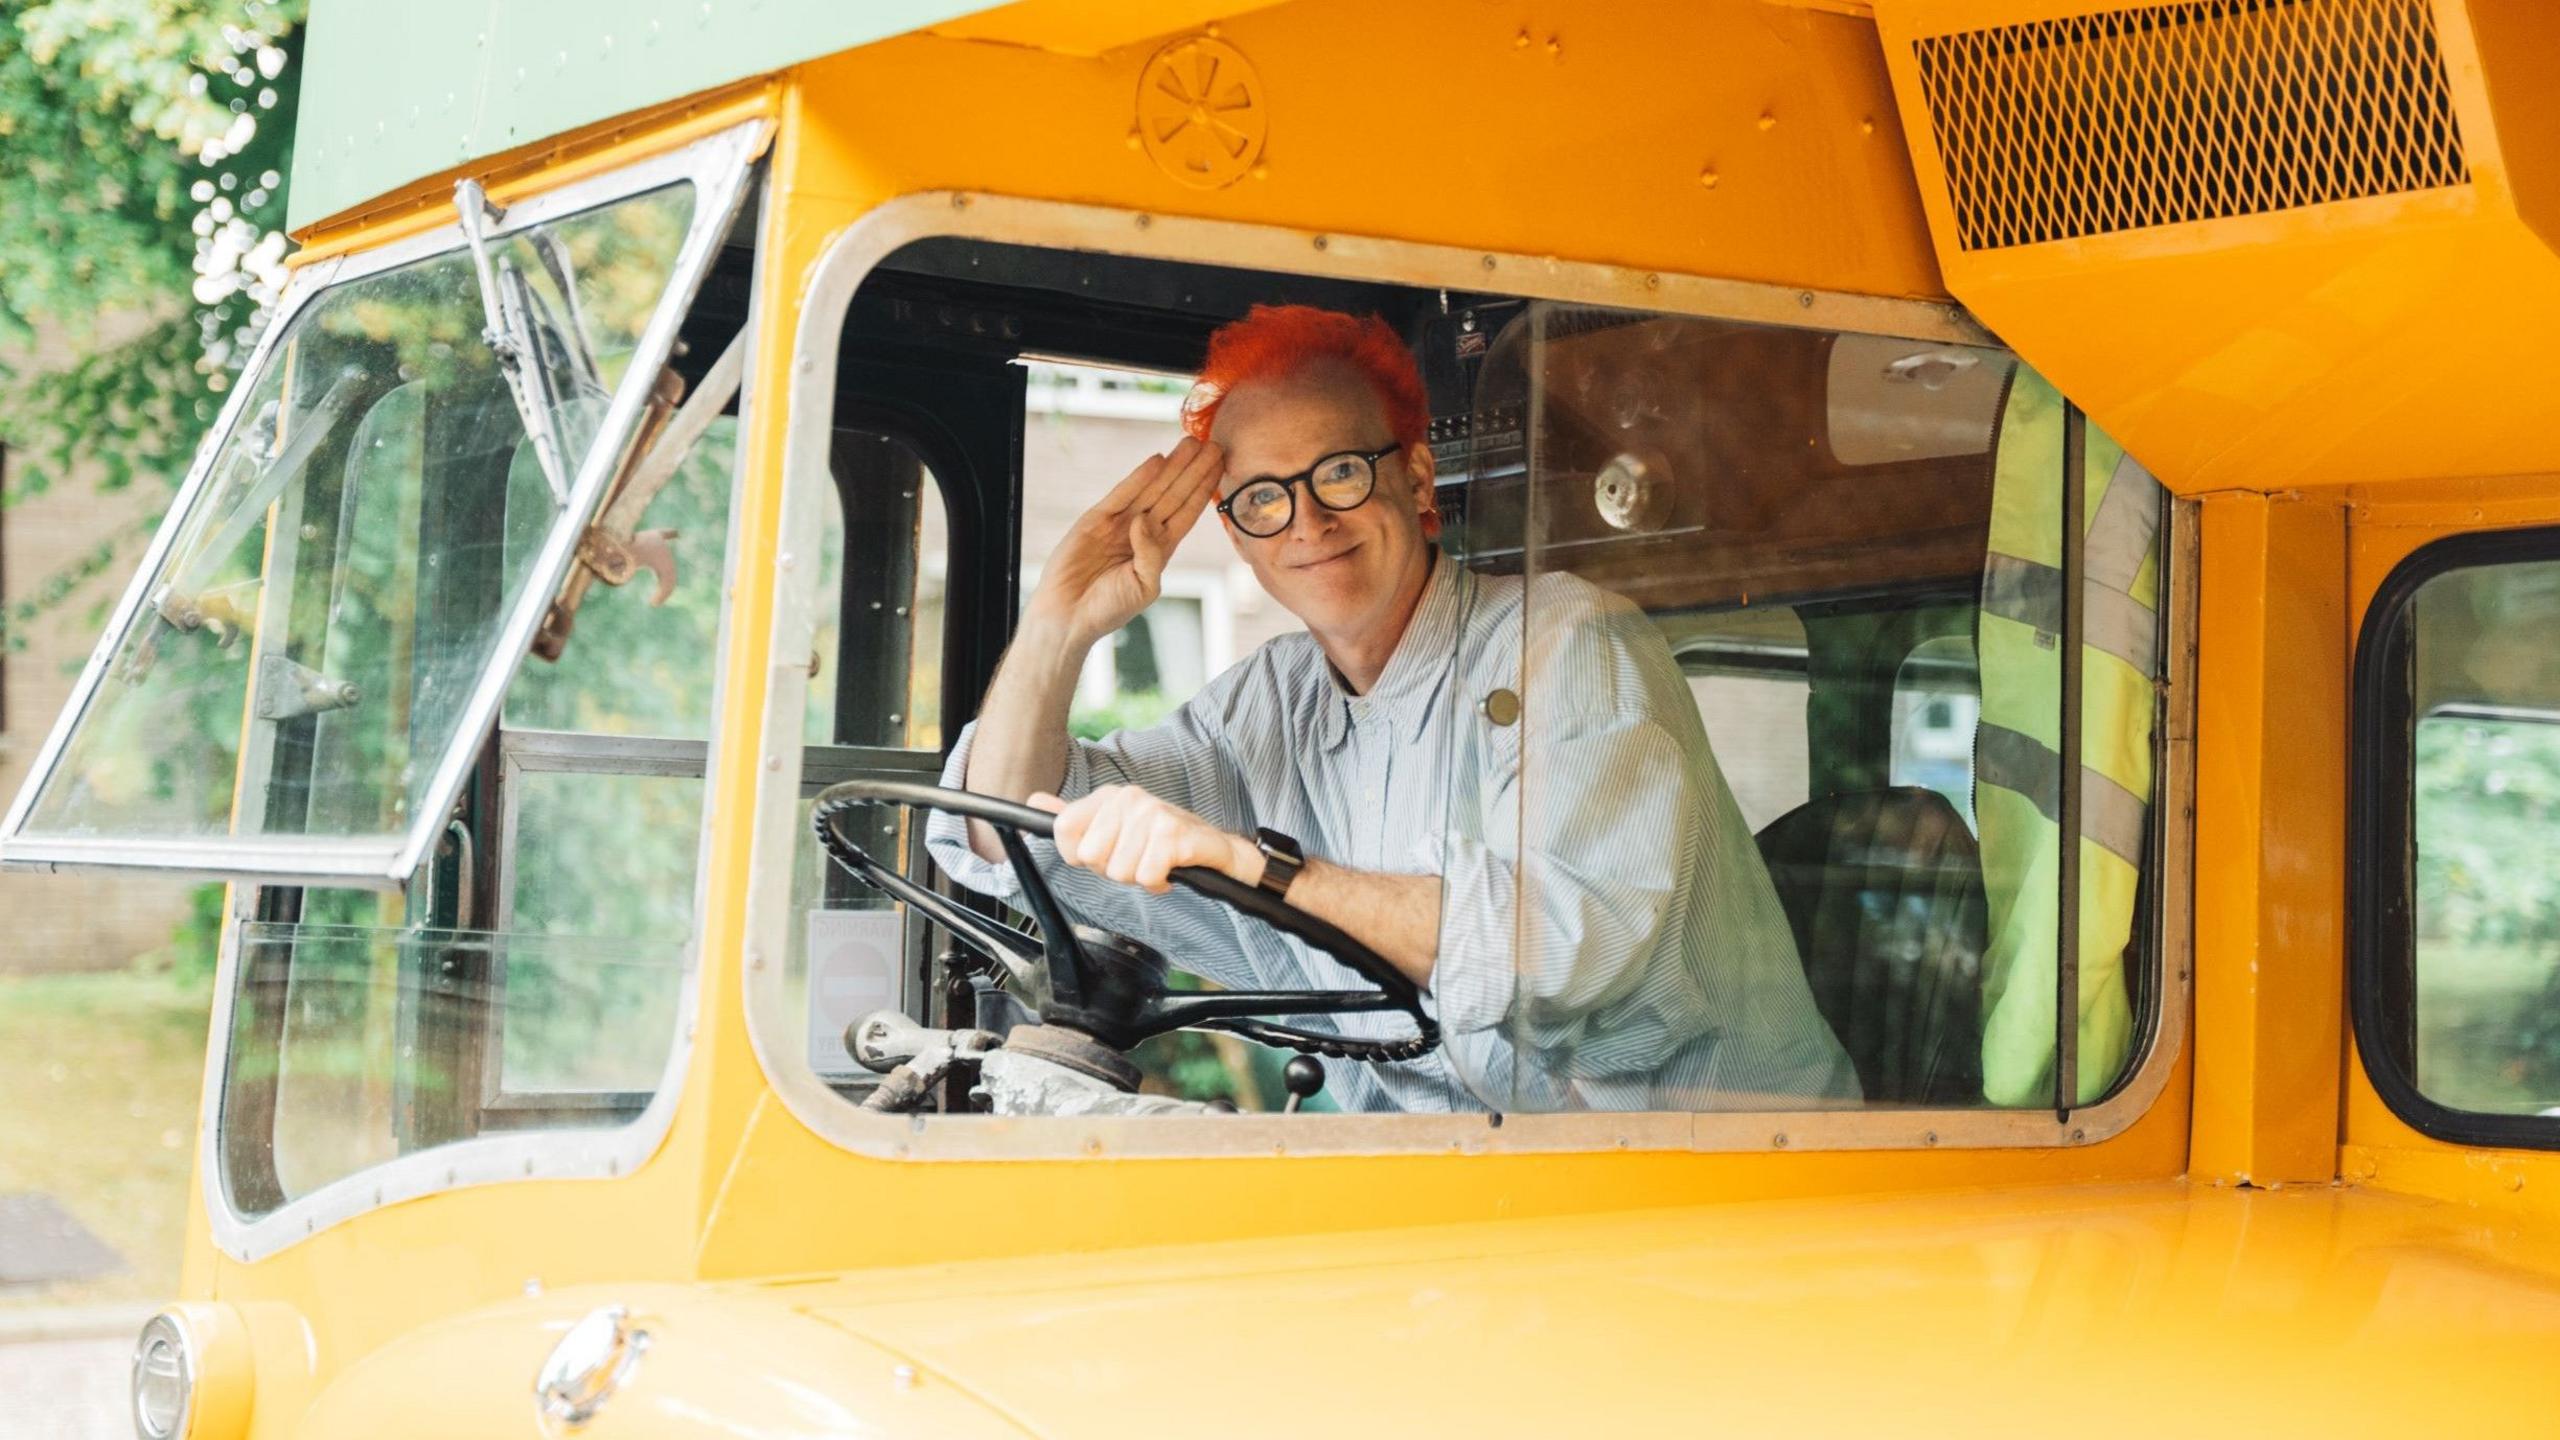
xmin=196 ymin=122 xmax=768 ymax=1263
xmin=0 ymin=119 xmax=768 ymax=889
xmin=745 ymin=191 xmax=2195 ymax=1161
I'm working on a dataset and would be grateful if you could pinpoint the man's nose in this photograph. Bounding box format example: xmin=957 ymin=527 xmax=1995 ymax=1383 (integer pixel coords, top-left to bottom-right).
xmin=1284 ymin=488 xmax=1338 ymax=543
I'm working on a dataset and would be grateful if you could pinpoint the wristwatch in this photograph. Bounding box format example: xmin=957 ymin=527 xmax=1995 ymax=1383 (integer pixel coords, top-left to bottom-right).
xmin=1253 ymin=826 xmax=1305 ymax=901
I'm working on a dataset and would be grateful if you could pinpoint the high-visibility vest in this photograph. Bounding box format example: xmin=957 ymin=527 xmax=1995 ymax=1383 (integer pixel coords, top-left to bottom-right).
xmin=1974 ymin=369 xmax=2164 ymax=1107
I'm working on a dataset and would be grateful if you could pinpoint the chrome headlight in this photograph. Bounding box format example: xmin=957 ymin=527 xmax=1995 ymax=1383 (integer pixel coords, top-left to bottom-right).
xmin=128 ymin=1305 xmax=253 ymax=1440
xmin=131 ymin=1313 xmax=193 ymax=1440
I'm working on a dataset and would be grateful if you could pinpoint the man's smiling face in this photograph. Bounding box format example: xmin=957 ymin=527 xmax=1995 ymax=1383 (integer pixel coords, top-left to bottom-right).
xmin=1207 ymin=357 xmax=1437 ymax=646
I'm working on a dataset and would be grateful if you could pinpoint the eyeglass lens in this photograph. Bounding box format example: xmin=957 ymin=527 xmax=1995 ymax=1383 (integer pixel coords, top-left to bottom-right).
xmin=1227 ymin=452 xmax=1378 ymax=537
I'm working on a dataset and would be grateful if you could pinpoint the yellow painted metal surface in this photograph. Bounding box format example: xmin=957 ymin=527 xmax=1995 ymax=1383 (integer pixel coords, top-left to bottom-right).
xmin=2188 ymin=492 xmax=2346 ymax=1186
xmin=2334 ymin=475 xmax=2560 ymax=1219
xmin=182 ymin=11 xmax=2204 ymax=1433
xmin=153 ymin=1 xmax=2560 ymax=1434
xmin=1870 ymin=0 xmax=2560 ymax=493
xmin=285 ymin=1182 xmax=2560 ymax=1436
xmin=928 ymin=0 xmax=1289 ymax=57
xmin=787 ymin=1182 xmax=2560 ymax=1436
xmin=782 ymin=0 xmax=1946 ymax=296
xmin=292 ymin=1284 xmax=1026 ymax=1437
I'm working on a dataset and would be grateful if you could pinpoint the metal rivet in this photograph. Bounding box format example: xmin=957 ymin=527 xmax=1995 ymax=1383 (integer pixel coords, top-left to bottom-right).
xmin=1921 ymin=1130 xmax=1939 ymax=1147
xmin=1772 ymin=1133 xmax=1790 ymax=1149
xmin=1797 ymin=291 xmax=1815 ymax=308
xmin=1312 ymin=234 xmax=1329 ymax=251
xmin=2069 ymin=1127 xmax=2087 ymax=1143
xmin=1480 ymin=688 xmax=1520 ymax=726
xmin=1134 ymin=213 xmax=1152 ymax=229
xmin=893 ymin=1364 xmax=918 ymax=1390
xmin=1481 ymin=254 xmax=1498 ymax=270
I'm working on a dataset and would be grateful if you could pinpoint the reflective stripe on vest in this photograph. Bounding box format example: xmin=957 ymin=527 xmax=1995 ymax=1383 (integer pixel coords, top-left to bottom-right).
xmin=1974 ymin=369 xmax=2164 ymax=1108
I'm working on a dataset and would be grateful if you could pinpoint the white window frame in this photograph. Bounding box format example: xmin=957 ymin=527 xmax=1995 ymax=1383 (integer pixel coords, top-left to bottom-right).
xmin=0 ymin=120 xmax=767 ymax=889
xmin=744 ymin=191 xmax=2195 ymax=1162
xmin=192 ymin=121 xmax=767 ymax=1263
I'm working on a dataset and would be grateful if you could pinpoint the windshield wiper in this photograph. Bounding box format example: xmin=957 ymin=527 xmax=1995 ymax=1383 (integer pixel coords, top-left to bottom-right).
xmin=150 ymin=366 xmax=364 ymax=634
xmin=456 ymin=179 xmax=584 ymax=506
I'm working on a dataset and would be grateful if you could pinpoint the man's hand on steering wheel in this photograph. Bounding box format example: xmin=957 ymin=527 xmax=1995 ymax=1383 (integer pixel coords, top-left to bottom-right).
xmin=1030 ymin=784 xmax=1265 ymax=896
xmin=813 ymin=780 xmax=1441 ymax=1063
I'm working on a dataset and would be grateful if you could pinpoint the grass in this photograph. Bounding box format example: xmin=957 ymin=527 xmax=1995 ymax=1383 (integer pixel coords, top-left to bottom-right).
xmin=0 ymin=971 xmax=213 ymax=1310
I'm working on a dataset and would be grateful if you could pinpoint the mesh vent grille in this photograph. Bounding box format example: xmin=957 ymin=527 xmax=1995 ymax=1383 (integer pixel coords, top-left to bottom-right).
xmin=1915 ymin=0 xmax=2469 ymax=251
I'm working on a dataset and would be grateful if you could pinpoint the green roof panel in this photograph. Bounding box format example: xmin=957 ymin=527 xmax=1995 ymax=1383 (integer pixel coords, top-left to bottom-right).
xmin=290 ymin=0 xmax=1005 ymax=231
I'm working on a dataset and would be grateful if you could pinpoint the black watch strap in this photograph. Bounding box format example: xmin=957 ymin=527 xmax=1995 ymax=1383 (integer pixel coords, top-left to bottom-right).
xmin=1254 ymin=826 xmax=1305 ymax=900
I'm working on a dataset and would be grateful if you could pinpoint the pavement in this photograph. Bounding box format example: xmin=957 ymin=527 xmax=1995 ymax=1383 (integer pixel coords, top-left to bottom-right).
xmin=0 ymin=1307 xmax=145 ymax=1440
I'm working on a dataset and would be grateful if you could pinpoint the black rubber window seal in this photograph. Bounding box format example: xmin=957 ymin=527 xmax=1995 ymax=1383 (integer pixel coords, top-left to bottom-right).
xmin=2349 ymin=522 xmax=2560 ymax=1152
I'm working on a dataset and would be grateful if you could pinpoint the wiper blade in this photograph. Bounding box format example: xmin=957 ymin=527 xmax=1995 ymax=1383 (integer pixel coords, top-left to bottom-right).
xmin=455 ymin=179 xmax=577 ymax=506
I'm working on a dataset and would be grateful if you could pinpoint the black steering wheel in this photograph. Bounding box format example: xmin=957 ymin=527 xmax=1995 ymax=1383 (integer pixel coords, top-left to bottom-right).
xmin=811 ymin=779 xmax=1439 ymax=1063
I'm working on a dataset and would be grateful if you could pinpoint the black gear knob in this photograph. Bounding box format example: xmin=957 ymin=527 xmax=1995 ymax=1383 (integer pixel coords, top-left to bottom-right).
xmin=1282 ymin=1055 xmax=1325 ymax=1113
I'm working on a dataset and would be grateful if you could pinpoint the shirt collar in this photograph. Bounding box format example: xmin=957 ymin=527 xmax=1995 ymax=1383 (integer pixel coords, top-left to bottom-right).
xmin=1315 ymin=550 xmax=1466 ymax=752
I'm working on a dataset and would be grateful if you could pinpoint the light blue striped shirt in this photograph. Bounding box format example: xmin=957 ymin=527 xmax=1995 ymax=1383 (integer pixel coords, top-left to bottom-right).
xmin=926 ymin=554 xmax=1859 ymax=1113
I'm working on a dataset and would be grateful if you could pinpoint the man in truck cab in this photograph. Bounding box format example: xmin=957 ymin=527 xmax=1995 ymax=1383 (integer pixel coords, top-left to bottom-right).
xmin=924 ymin=304 xmax=1855 ymax=1112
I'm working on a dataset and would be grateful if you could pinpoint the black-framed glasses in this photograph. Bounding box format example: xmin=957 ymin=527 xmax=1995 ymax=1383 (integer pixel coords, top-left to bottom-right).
xmin=1214 ymin=444 xmax=1399 ymax=539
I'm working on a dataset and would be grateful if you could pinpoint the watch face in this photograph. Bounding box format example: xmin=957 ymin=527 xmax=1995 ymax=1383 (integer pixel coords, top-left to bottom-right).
xmin=1255 ymin=828 xmax=1302 ymax=892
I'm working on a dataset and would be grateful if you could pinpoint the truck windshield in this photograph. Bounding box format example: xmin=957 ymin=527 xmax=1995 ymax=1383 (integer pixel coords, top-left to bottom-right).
xmin=6 ymin=181 xmax=698 ymax=877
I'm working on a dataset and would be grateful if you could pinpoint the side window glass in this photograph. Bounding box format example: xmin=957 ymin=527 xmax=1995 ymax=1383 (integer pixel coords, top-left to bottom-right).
xmin=220 ymin=395 xmax=743 ymax=1219
xmin=1464 ymin=307 xmax=2166 ymax=1114
xmin=2414 ymin=707 xmax=2560 ymax=1114
xmin=784 ymin=432 xmax=949 ymax=1088
xmin=1662 ymin=613 xmax=1811 ymax=835
xmin=2364 ymin=549 xmax=2560 ymax=1130
xmin=1891 ymin=634 xmax=1982 ymax=826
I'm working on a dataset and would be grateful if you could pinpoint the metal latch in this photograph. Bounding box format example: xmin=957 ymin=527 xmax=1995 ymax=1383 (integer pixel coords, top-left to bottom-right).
xmin=532 ymin=325 xmax=747 ymax=663
xmin=254 ymin=653 xmax=361 ymax=721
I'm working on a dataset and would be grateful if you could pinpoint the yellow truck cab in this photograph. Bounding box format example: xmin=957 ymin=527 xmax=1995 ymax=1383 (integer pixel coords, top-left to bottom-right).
xmin=8 ymin=0 xmax=2560 ymax=1434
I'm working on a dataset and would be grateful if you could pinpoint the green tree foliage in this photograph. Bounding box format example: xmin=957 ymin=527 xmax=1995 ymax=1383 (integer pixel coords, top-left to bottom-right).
xmin=1 ymin=0 xmax=305 ymax=647
xmin=2413 ymin=714 xmax=2560 ymax=1111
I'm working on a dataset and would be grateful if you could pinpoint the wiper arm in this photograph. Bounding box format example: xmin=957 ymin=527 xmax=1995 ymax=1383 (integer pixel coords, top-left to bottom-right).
xmin=456 ymin=179 xmax=575 ymax=506
xmin=152 ymin=366 xmax=364 ymax=631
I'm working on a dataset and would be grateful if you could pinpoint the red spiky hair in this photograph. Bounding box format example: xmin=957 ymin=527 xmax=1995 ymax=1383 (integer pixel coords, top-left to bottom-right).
xmin=1181 ymin=304 xmax=1429 ymax=449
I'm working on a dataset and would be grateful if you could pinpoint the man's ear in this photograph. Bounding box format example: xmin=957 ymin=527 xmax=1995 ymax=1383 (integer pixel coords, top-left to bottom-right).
xmin=1405 ymin=440 xmax=1438 ymax=487
xmin=1405 ymin=441 xmax=1443 ymax=538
